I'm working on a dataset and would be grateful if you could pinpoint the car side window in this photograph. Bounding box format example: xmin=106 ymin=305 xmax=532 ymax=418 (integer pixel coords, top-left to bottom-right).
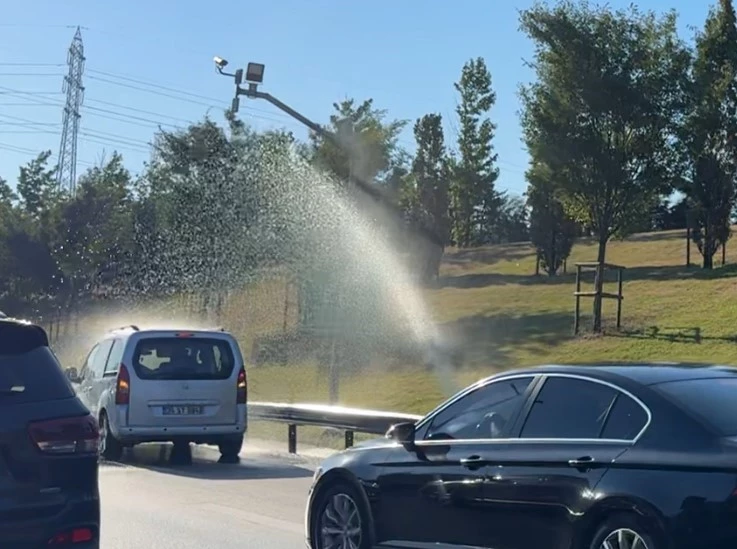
xmin=425 ymin=377 xmax=533 ymax=440
xmin=80 ymin=344 xmax=100 ymax=381
xmin=521 ymin=377 xmax=618 ymax=439
xmin=600 ymin=393 xmax=648 ymax=440
xmin=89 ymin=340 xmax=114 ymax=379
xmin=104 ymin=339 xmax=124 ymax=376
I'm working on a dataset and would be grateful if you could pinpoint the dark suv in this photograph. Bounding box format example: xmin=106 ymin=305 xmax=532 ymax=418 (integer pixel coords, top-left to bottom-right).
xmin=0 ymin=315 xmax=100 ymax=548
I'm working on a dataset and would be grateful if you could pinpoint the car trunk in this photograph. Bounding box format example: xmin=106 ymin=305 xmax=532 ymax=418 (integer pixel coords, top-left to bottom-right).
xmin=124 ymin=332 xmax=241 ymax=428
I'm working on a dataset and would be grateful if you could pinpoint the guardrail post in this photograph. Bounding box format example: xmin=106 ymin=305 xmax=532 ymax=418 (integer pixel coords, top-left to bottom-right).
xmin=344 ymin=430 xmax=354 ymax=448
xmin=288 ymin=424 xmax=297 ymax=454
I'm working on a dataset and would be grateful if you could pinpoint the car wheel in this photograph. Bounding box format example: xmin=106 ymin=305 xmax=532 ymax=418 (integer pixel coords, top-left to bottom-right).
xmin=98 ymin=412 xmax=123 ymax=461
xmin=218 ymin=436 xmax=243 ymax=464
xmin=312 ymin=482 xmax=370 ymax=549
xmin=589 ymin=513 xmax=660 ymax=549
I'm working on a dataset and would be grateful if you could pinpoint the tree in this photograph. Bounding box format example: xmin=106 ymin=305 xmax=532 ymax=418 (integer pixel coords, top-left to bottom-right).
xmin=519 ymin=1 xmax=689 ymax=331
xmin=407 ymin=114 xmax=451 ymax=245
xmin=527 ymin=163 xmax=577 ymax=276
xmin=16 ymin=151 xmax=60 ymax=220
xmin=452 ymin=57 xmax=501 ymax=247
xmin=494 ymin=195 xmax=530 ymax=244
xmin=310 ymin=98 xmax=406 ymax=187
xmin=680 ymin=0 xmax=737 ymax=269
xmin=52 ymin=152 xmax=135 ymax=299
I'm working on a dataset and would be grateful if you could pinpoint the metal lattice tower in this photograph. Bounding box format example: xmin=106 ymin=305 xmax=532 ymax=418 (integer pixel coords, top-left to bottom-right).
xmin=56 ymin=26 xmax=85 ymax=195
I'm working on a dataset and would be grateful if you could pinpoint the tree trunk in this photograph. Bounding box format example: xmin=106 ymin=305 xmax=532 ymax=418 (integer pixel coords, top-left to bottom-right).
xmin=592 ymin=237 xmax=608 ymax=333
xmin=722 ymin=242 xmax=726 ymax=266
xmin=703 ymin=252 xmax=713 ymax=269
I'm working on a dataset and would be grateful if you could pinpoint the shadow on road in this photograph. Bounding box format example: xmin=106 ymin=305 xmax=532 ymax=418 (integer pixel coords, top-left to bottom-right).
xmin=102 ymin=443 xmax=314 ymax=480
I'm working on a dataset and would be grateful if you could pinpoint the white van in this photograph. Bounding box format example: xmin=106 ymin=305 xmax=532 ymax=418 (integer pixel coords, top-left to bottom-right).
xmin=68 ymin=326 xmax=247 ymax=462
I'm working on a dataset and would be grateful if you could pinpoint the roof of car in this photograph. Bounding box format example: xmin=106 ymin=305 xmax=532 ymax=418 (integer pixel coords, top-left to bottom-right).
xmin=493 ymin=363 xmax=737 ymax=386
xmin=107 ymin=326 xmax=230 ymax=336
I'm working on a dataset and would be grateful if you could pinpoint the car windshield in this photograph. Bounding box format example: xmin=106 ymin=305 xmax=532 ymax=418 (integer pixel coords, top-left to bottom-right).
xmin=132 ymin=337 xmax=236 ymax=381
xmin=654 ymin=377 xmax=737 ymax=436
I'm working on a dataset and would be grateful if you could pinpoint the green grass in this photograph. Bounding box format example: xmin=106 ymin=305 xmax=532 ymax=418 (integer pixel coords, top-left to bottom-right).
xmin=245 ymin=228 xmax=737 ymax=419
xmin=56 ymin=228 xmax=737 ymax=446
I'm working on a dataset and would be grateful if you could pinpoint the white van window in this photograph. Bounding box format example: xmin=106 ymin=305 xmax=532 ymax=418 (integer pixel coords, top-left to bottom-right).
xmin=132 ymin=337 xmax=236 ymax=381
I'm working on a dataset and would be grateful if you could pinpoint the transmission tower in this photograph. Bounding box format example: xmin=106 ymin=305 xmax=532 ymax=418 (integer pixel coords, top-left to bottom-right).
xmin=56 ymin=26 xmax=85 ymax=195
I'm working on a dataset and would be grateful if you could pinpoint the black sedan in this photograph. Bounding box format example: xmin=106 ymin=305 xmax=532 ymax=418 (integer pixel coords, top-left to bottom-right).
xmin=305 ymin=364 xmax=737 ymax=549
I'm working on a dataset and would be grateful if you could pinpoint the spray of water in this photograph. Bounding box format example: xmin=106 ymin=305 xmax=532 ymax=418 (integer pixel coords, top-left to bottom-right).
xmin=248 ymin=138 xmax=460 ymax=396
xmin=51 ymin=125 xmax=461 ymax=399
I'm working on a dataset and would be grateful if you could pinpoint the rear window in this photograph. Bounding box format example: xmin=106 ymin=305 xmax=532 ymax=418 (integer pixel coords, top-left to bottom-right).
xmin=0 ymin=347 xmax=75 ymax=404
xmin=655 ymin=377 xmax=737 ymax=435
xmin=131 ymin=337 xmax=236 ymax=380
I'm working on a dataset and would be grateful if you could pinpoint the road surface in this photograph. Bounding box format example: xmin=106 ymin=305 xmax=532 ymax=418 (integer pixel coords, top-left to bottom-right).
xmin=99 ymin=441 xmax=328 ymax=548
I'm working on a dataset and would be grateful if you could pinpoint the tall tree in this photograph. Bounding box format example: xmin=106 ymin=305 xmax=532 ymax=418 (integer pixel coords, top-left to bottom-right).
xmin=408 ymin=114 xmax=451 ymax=245
xmin=452 ymin=57 xmax=501 ymax=247
xmin=16 ymin=151 xmax=60 ymax=220
xmin=680 ymin=0 xmax=737 ymax=269
xmin=527 ymin=163 xmax=577 ymax=276
xmin=519 ymin=1 xmax=689 ymax=331
xmin=310 ymin=98 xmax=406 ymax=187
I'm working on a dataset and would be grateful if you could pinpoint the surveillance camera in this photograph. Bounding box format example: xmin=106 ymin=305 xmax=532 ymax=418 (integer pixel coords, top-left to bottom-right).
xmin=213 ymin=56 xmax=228 ymax=69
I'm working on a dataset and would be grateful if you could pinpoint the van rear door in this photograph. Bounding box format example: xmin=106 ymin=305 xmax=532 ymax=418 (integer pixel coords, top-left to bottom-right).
xmin=124 ymin=331 xmax=243 ymax=428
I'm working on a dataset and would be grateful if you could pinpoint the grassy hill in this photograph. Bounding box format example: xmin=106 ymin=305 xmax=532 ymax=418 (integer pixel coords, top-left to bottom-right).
xmin=52 ymin=227 xmax=737 ymax=431
xmin=248 ymin=228 xmax=737 ymax=416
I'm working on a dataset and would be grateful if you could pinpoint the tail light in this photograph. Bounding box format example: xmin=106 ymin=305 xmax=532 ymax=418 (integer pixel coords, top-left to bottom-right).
xmin=28 ymin=414 xmax=98 ymax=455
xmin=115 ymin=364 xmax=130 ymax=405
xmin=236 ymin=366 xmax=247 ymax=404
xmin=48 ymin=526 xmax=95 ymax=544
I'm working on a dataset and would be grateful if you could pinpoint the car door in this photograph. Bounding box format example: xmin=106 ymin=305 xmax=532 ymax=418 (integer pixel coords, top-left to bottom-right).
xmin=79 ymin=339 xmax=114 ymax=417
xmin=374 ymin=375 xmax=538 ymax=548
xmin=483 ymin=374 xmax=650 ymax=549
xmin=99 ymin=338 xmax=124 ymax=408
xmin=76 ymin=344 xmax=101 ymax=412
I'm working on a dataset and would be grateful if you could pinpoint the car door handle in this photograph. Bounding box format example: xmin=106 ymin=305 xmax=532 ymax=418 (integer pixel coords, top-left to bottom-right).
xmin=568 ymin=456 xmax=596 ymax=467
xmin=460 ymin=455 xmax=486 ymax=470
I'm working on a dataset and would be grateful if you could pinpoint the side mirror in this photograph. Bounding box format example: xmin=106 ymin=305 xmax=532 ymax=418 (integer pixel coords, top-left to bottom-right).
xmin=65 ymin=367 xmax=80 ymax=384
xmin=386 ymin=421 xmax=416 ymax=447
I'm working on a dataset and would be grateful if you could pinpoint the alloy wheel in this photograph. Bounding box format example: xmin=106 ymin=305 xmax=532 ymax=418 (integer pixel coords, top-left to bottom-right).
xmin=600 ymin=528 xmax=650 ymax=549
xmin=319 ymin=492 xmax=362 ymax=549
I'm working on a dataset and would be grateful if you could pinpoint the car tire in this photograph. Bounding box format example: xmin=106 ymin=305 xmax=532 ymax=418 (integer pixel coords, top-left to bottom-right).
xmin=218 ymin=436 xmax=243 ymax=464
xmin=311 ymin=482 xmax=371 ymax=549
xmin=588 ymin=513 xmax=660 ymax=549
xmin=98 ymin=412 xmax=123 ymax=462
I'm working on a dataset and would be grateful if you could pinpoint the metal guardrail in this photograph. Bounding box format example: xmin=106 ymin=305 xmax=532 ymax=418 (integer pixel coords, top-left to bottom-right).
xmin=248 ymin=401 xmax=423 ymax=454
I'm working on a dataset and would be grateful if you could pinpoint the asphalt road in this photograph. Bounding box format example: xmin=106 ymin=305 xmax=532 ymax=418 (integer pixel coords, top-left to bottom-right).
xmin=99 ymin=441 xmax=326 ymax=548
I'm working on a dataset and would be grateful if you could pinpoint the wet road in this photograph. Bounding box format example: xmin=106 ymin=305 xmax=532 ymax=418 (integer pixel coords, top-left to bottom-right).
xmin=99 ymin=442 xmax=325 ymax=548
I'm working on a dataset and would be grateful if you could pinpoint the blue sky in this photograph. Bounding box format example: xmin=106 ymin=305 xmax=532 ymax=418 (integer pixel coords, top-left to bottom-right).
xmin=0 ymin=0 xmax=713 ymax=197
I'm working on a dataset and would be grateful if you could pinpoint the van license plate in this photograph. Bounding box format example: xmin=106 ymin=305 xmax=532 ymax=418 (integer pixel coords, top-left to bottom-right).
xmin=162 ymin=405 xmax=203 ymax=415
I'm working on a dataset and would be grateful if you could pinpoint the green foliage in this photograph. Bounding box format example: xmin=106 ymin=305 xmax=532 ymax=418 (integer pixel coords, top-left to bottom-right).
xmin=309 ymin=98 xmax=407 ymax=186
xmin=519 ymin=1 xmax=689 ymax=257
xmin=451 ymin=57 xmax=501 ymax=247
xmin=526 ymin=163 xmax=577 ymax=275
xmin=680 ymin=0 xmax=737 ymax=269
xmin=405 ymin=113 xmax=451 ymax=244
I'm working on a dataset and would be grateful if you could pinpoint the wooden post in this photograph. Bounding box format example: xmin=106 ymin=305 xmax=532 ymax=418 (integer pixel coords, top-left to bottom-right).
xmin=592 ymin=262 xmax=603 ymax=333
xmin=616 ymin=268 xmax=623 ymax=330
xmin=563 ymin=259 xmax=567 ymax=274
xmin=573 ymin=264 xmax=582 ymax=335
xmin=535 ymin=254 xmax=540 ymax=276
xmin=686 ymin=226 xmax=691 ymax=267
xmin=722 ymin=242 xmax=726 ymax=266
